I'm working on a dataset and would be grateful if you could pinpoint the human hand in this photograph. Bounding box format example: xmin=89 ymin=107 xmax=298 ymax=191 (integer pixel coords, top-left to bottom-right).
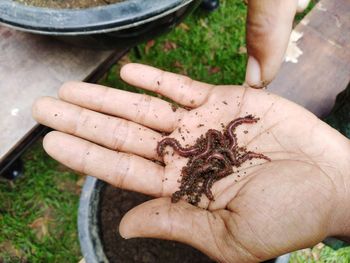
xmin=32 ymin=64 xmax=350 ymax=262
xmin=245 ymin=0 xmax=311 ymax=87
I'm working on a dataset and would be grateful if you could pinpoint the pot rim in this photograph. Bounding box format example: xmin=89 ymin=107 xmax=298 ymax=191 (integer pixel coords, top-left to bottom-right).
xmin=0 ymin=0 xmax=193 ymax=35
xmin=78 ymin=176 xmax=108 ymax=263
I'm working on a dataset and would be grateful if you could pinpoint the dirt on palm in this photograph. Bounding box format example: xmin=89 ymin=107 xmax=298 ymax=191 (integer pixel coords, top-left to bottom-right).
xmin=15 ymin=0 xmax=124 ymax=9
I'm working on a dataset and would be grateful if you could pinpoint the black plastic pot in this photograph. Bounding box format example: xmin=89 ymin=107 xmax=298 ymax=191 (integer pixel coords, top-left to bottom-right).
xmin=78 ymin=176 xmax=291 ymax=263
xmin=79 ymin=177 xmax=108 ymax=262
xmin=78 ymin=176 xmax=214 ymax=263
xmin=0 ymin=0 xmax=200 ymax=49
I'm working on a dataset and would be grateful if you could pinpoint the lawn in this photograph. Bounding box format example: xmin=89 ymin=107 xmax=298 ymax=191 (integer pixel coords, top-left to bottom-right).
xmin=1 ymin=0 xmax=349 ymax=262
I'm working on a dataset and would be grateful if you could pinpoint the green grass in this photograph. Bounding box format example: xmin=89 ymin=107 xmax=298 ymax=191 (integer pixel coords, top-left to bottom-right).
xmin=100 ymin=0 xmax=248 ymax=90
xmin=290 ymin=244 xmax=350 ymax=263
xmin=0 ymin=142 xmax=81 ymax=262
xmin=1 ymin=0 xmax=349 ymax=262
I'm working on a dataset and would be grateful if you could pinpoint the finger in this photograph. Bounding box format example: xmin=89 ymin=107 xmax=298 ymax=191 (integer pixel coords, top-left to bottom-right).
xmin=245 ymin=0 xmax=310 ymax=12
xmin=120 ymin=198 xmax=261 ymax=262
xmin=119 ymin=198 xmax=221 ymax=261
xmin=58 ymin=81 xmax=186 ymax=133
xmin=33 ymin=97 xmax=162 ymax=160
xmin=120 ymin=63 xmax=214 ymax=108
xmin=43 ymin=131 xmax=166 ymax=196
xmin=245 ymin=0 xmax=298 ymax=87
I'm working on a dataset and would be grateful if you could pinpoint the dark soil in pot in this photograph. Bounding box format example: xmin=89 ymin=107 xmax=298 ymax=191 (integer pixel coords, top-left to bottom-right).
xmin=15 ymin=0 xmax=124 ymax=9
xmin=99 ymin=184 xmax=215 ymax=263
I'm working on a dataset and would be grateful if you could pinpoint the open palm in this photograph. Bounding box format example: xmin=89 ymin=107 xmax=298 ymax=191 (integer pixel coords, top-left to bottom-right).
xmin=33 ymin=64 xmax=350 ymax=262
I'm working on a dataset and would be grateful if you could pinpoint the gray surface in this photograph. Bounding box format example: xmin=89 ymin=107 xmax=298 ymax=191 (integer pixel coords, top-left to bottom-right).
xmin=0 ymin=26 xmax=113 ymax=162
xmin=268 ymin=0 xmax=350 ymax=118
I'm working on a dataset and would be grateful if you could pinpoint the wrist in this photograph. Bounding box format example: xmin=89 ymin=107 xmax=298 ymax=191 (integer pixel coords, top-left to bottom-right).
xmin=328 ymin=143 xmax=350 ymax=239
xmin=330 ymin=193 xmax=350 ymax=239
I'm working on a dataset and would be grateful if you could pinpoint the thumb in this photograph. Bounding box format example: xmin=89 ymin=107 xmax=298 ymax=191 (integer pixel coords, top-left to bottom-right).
xmin=119 ymin=197 xmax=219 ymax=260
xmin=245 ymin=0 xmax=309 ymax=88
xmin=119 ymin=197 xmax=269 ymax=262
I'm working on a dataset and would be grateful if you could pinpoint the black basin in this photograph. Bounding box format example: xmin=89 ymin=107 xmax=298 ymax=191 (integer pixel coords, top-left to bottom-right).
xmin=0 ymin=0 xmax=200 ymax=49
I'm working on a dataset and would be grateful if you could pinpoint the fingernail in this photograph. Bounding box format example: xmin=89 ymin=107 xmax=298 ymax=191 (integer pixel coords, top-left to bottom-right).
xmin=245 ymin=56 xmax=262 ymax=88
xmin=297 ymin=0 xmax=310 ymax=12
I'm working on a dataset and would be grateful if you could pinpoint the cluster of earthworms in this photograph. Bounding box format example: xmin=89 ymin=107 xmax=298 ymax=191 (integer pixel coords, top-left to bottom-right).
xmin=157 ymin=115 xmax=271 ymax=205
